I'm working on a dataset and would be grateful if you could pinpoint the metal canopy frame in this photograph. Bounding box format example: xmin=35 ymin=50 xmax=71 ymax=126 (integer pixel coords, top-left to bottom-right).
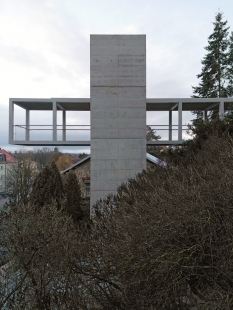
xmin=9 ymin=97 xmax=233 ymax=146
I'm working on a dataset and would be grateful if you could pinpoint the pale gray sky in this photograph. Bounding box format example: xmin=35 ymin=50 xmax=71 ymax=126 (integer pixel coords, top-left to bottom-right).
xmin=0 ymin=0 xmax=232 ymax=153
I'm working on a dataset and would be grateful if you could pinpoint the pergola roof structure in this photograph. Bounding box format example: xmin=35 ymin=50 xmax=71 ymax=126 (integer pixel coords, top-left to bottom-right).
xmin=12 ymin=97 xmax=233 ymax=111
xmin=9 ymin=97 xmax=233 ymax=146
xmin=146 ymin=98 xmax=233 ymax=111
xmin=13 ymin=98 xmax=91 ymax=111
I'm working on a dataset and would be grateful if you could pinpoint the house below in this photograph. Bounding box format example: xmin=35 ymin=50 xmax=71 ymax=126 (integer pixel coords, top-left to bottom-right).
xmin=0 ymin=148 xmax=18 ymax=194
xmin=60 ymin=153 xmax=167 ymax=203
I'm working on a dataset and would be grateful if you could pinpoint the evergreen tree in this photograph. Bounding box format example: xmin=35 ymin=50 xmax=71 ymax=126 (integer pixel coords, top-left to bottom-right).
xmin=78 ymin=152 xmax=89 ymax=160
xmin=63 ymin=171 xmax=83 ymax=222
xmin=146 ymin=125 xmax=161 ymax=141
xmin=191 ymin=12 xmax=231 ymax=121
xmin=226 ymin=31 xmax=233 ymax=96
xmin=30 ymin=165 xmax=51 ymax=208
xmin=30 ymin=161 xmax=63 ymax=209
xmin=49 ymin=161 xmax=64 ymax=209
xmin=146 ymin=125 xmax=161 ymax=156
xmin=161 ymin=110 xmax=233 ymax=168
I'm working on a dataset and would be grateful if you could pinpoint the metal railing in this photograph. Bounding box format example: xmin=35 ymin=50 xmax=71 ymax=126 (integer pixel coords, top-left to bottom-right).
xmin=14 ymin=124 xmax=91 ymax=131
xmin=147 ymin=124 xmax=190 ymax=130
xmin=13 ymin=125 xmax=91 ymax=141
xmin=12 ymin=124 xmax=192 ymax=142
xmin=147 ymin=124 xmax=192 ymax=140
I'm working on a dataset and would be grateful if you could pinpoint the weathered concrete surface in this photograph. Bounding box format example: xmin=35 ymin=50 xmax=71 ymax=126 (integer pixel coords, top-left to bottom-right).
xmin=90 ymin=35 xmax=146 ymax=214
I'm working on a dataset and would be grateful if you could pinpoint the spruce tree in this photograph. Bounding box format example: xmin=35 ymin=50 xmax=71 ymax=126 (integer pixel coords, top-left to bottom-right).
xmin=49 ymin=161 xmax=63 ymax=209
xmin=63 ymin=171 xmax=83 ymax=222
xmin=191 ymin=12 xmax=231 ymax=121
xmin=146 ymin=125 xmax=161 ymax=156
xmin=30 ymin=161 xmax=63 ymax=209
xmin=226 ymin=31 xmax=233 ymax=96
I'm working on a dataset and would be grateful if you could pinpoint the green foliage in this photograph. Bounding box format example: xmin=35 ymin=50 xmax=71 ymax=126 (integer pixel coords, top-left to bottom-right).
xmin=161 ymin=110 xmax=233 ymax=168
xmin=78 ymin=152 xmax=89 ymax=159
xmin=146 ymin=125 xmax=161 ymax=141
xmin=226 ymin=31 xmax=233 ymax=95
xmin=63 ymin=171 xmax=83 ymax=222
xmin=30 ymin=161 xmax=63 ymax=209
xmin=192 ymin=12 xmax=232 ymax=120
xmin=146 ymin=125 xmax=162 ymax=156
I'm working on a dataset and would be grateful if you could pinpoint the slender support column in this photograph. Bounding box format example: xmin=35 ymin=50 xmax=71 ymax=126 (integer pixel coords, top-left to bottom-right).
xmin=203 ymin=110 xmax=207 ymax=122
xmin=169 ymin=110 xmax=172 ymax=141
xmin=53 ymin=101 xmax=57 ymax=142
xmin=9 ymin=100 xmax=14 ymax=143
xmin=26 ymin=109 xmax=30 ymax=141
xmin=219 ymin=100 xmax=224 ymax=120
xmin=178 ymin=101 xmax=182 ymax=142
xmin=62 ymin=110 xmax=66 ymax=141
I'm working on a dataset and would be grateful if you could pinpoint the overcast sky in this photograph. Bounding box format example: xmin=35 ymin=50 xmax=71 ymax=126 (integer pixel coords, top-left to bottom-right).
xmin=0 ymin=0 xmax=233 ymax=154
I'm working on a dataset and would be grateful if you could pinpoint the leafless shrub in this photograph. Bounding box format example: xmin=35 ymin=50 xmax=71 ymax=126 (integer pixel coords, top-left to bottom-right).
xmin=1 ymin=131 xmax=233 ymax=309
xmin=85 ymin=131 xmax=233 ymax=309
xmin=0 ymin=203 xmax=90 ymax=309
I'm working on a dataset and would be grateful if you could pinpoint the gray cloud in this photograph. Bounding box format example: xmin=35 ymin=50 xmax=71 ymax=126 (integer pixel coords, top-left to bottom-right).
xmin=0 ymin=43 xmax=51 ymax=74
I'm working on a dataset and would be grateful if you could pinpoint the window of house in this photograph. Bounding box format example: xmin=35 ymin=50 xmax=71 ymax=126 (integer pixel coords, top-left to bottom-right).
xmin=0 ymin=166 xmax=3 ymax=170
xmin=86 ymin=184 xmax=90 ymax=198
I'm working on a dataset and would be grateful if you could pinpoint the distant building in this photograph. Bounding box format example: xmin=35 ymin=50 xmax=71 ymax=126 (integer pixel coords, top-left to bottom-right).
xmin=0 ymin=148 xmax=18 ymax=193
xmin=61 ymin=156 xmax=91 ymax=200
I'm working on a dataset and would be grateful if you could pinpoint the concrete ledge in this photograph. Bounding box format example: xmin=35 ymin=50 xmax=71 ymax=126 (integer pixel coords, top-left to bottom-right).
xmin=10 ymin=140 xmax=91 ymax=146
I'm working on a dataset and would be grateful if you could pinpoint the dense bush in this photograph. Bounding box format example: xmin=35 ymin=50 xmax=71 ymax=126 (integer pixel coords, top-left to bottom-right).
xmin=161 ymin=113 xmax=233 ymax=168
xmin=86 ymin=131 xmax=233 ymax=309
xmin=0 ymin=204 xmax=83 ymax=309
xmin=1 ymin=131 xmax=233 ymax=309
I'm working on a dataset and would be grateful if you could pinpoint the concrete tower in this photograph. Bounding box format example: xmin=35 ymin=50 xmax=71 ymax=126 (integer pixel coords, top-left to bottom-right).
xmin=90 ymin=35 xmax=147 ymax=213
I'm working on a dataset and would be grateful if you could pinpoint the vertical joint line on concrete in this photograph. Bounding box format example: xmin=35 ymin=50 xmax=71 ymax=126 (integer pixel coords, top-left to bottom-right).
xmin=53 ymin=100 xmax=57 ymax=142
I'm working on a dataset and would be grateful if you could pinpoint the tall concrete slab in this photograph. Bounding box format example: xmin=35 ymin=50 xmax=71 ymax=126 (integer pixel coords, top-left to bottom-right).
xmin=90 ymin=35 xmax=146 ymax=214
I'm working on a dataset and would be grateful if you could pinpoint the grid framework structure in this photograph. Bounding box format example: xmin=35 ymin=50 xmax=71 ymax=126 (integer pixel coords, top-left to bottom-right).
xmin=8 ymin=98 xmax=231 ymax=146
xmin=8 ymin=34 xmax=233 ymax=214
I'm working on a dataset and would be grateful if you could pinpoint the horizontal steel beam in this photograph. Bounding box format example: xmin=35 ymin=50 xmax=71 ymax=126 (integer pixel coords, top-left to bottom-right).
xmin=10 ymin=141 xmax=91 ymax=146
xmin=10 ymin=97 xmax=233 ymax=110
xmin=10 ymin=140 xmax=188 ymax=146
xmin=147 ymin=140 xmax=185 ymax=145
xmin=146 ymin=98 xmax=233 ymax=103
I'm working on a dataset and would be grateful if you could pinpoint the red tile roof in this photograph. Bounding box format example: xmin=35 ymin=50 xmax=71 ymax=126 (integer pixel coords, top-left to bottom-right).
xmin=0 ymin=149 xmax=18 ymax=163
